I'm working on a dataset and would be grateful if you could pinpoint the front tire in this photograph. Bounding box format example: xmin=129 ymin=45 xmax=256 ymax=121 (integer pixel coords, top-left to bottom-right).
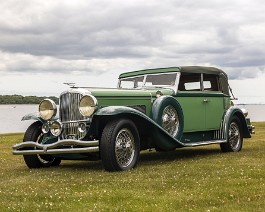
xmin=23 ymin=121 xmax=61 ymax=168
xmin=220 ymin=116 xmax=243 ymax=152
xmin=100 ymin=119 xmax=140 ymax=171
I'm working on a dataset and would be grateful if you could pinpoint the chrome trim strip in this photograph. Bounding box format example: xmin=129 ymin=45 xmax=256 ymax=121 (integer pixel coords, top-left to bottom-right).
xmin=13 ymin=139 xmax=99 ymax=155
xmin=13 ymin=147 xmax=99 ymax=155
xmin=183 ymin=139 xmax=226 ymax=147
xmin=213 ymin=117 xmax=226 ymax=140
xmin=61 ymin=119 xmax=92 ymax=124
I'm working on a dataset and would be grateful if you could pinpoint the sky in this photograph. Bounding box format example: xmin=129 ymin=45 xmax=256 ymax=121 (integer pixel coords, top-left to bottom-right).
xmin=0 ymin=0 xmax=265 ymax=104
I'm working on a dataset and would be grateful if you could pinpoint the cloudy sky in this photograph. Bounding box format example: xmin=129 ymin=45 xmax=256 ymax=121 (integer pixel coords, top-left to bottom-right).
xmin=0 ymin=0 xmax=265 ymax=103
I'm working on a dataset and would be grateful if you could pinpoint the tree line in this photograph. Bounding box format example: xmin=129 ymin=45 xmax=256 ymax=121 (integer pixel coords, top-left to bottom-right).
xmin=0 ymin=95 xmax=59 ymax=104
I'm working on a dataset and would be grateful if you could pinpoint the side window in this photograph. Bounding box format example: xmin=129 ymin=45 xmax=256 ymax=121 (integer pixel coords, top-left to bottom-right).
xmin=178 ymin=73 xmax=201 ymax=91
xmin=203 ymin=74 xmax=220 ymax=91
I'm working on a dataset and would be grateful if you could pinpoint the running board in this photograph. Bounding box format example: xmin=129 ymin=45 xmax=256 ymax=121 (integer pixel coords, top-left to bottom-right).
xmin=183 ymin=139 xmax=226 ymax=147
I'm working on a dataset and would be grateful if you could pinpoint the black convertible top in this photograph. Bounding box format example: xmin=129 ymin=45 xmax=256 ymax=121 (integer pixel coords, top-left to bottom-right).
xmin=119 ymin=66 xmax=227 ymax=78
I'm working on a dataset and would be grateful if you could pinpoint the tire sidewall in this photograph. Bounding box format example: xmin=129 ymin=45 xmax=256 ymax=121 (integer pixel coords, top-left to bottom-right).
xmin=23 ymin=121 xmax=61 ymax=168
xmin=227 ymin=116 xmax=243 ymax=152
xmin=101 ymin=119 xmax=140 ymax=171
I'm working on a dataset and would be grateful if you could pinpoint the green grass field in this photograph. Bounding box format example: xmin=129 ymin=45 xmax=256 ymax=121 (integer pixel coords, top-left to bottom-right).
xmin=0 ymin=123 xmax=264 ymax=211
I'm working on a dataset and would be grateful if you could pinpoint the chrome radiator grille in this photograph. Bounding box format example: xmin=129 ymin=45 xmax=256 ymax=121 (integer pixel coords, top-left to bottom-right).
xmin=59 ymin=92 xmax=86 ymax=139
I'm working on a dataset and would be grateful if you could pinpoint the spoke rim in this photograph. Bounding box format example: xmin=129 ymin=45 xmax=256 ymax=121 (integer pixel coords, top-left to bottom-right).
xmin=36 ymin=133 xmax=55 ymax=164
xmin=162 ymin=105 xmax=179 ymax=137
xmin=229 ymin=122 xmax=241 ymax=150
xmin=115 ymin=128 xmax=135 ymax=168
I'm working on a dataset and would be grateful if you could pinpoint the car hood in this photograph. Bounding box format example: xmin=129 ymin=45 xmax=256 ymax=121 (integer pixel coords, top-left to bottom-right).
xmin=80 ymin=87 xmax=175 ymax=97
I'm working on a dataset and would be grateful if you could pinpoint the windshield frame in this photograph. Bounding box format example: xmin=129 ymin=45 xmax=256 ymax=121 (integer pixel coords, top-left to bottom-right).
xmin=118 ymin=72 xmax=180 ymax=93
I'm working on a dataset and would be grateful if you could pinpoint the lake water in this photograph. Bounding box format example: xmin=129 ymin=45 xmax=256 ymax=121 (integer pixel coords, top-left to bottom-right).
xmin=0 ymin=104 xmax=264 ymax=134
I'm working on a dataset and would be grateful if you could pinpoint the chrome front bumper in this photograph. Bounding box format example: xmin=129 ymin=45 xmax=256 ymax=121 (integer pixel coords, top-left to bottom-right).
xmin=13 ymin=139 xmax=99 ymax=155
xmin=246 ymin=118 xmax=255 ymax=134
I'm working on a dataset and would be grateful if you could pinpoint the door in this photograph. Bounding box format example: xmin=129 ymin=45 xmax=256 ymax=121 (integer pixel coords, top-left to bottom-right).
xmin=177 ymin=95 xmax=206 ymax=132
xmin=177 ymin=72 xmax=224 ymax=132
xmin=177 ymin=72 xmax=205 ymax=132
xmin=203 ymin=74 xmax=225 ymax=130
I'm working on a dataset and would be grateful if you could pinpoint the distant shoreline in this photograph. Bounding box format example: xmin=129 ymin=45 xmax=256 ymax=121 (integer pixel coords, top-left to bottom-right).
xmin=0 ymin=95 xmax=58 ymax=104
xmin=236 ymin=103 xmax=265 ymax=105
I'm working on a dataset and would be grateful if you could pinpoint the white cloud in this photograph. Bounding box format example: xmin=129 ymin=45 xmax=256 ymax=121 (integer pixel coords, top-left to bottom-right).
xmin=0 ymin=0 xmax=265 ymax=103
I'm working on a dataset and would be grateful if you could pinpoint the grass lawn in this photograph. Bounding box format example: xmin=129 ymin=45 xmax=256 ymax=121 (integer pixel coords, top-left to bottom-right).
xmin=0 ymin=122 xmax=264 ymax=211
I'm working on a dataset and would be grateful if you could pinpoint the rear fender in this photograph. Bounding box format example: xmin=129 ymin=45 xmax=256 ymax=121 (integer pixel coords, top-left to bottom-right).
xmin=151 ymin=95 xmax=184 ymax=141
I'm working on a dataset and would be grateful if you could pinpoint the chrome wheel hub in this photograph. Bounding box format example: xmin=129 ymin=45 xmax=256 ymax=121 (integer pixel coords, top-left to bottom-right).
xmin=162 ymin=105 xmax=179 ymax=137
xmin=229 ymin=122 xmax=240 ymax=150
xmin=115 ymin=128 xmax=135 ymax=168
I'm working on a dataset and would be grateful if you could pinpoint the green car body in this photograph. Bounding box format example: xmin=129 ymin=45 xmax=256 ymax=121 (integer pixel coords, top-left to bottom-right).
xmin=13 ymin=66 xmax=254 ymax=171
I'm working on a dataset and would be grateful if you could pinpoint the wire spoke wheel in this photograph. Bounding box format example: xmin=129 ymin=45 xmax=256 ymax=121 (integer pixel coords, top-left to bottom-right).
xmin=33 ymin=134 xmax=55 ymax=164
xmin=100 ymin=119 xmax=140 ymax=171
xmin=220 ymin=116 xmax=243 ymax=152
xmin=23 ymin=121 xmax=61 ymax=168
xmin=115 ymin=128 xmax=135 ymax=168
xmin=162 ymin=105 xmax=179 ymax=137
xmin=229 ymin=122 xmax=241 ymax=151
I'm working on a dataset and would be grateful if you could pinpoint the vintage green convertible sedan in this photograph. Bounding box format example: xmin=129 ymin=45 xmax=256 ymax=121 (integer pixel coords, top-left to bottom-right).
xmin=13 ymin=66 xmax=254 ymax=171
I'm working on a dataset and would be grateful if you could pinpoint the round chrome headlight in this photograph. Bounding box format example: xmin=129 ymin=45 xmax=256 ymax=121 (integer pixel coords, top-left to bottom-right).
xmin=50 ymin=121 xmax=62 ymax=137
xmin=39 ymin=99 xmax=57 ymax=120
xmin=79 ymin=95 xmax=97 ymax=117
xmin=78 ymin=122 xmax=87 ymax=133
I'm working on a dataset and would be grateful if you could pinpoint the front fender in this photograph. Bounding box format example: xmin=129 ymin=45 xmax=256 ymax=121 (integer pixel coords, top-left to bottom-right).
xmin=224 ymin=106 xmax=251 ymax=138
xmin=92 ymin=106 xmax=185 ymax=149
xmin=22 ymin=113 xmax=59 ymax=123
xmin=21 ymin=112 xmax=44 ymax=123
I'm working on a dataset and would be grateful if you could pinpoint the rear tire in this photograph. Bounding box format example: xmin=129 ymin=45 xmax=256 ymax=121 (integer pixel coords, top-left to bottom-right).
xmin=220 ymin=116 xmax=243 ymax=152
xmin=23 ymin=122 xmax=61 ymax=168
xmin=100 ymin=119 xmax=140 ymax=171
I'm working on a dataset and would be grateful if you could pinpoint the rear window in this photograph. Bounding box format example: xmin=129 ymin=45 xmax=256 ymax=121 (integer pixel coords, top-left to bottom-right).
xmin=178 ymin=73 xmax=220 ymax=91
xmin=203 ymin=74 xmax=220 ymax=91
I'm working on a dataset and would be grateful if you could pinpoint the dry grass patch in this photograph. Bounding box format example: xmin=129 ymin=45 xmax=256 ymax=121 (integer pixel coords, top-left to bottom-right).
xmin=0 ymin=122 xmax=264 ymax=211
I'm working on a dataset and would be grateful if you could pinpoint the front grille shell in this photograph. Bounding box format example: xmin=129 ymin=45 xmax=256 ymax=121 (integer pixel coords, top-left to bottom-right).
xmin=59 ymin=89 xmax=90 ymax=140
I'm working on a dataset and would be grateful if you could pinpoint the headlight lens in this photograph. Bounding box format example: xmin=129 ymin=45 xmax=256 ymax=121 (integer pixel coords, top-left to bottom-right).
xmin=78 ymin=122 xmax=87 ymax=133
xmin=79 ymin=95 xmax=97 ymax=117
xmin=50 ymin=121 xmax=62 ymax=137
xmin=39 ymin=99 xmax=57 ymax=120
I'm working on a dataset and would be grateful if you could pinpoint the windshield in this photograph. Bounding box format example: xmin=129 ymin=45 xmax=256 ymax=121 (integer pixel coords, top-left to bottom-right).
xmin=119 ymin=73 xmax=177 ymax=89
xmin=119 ymin=76 xmax=145 ymax=89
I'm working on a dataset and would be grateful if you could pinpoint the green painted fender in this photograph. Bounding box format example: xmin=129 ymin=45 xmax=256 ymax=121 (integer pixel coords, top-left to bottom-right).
xmin=223 ymin=106 xmax=251 ymax=138
xmin=151 ymin=95 xmax=184 ymax=141
xmin=22 ymin=113 xmax=59 ymax=123
xmin=21 ymin=112 xmax=44 ymax=123
xmin=92 ymin=105 xmax=185 ymax=150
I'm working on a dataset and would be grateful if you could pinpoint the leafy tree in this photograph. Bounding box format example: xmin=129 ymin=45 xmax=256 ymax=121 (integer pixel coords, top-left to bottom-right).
xmin=0 ymin=95 xmax=59 ymax=104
